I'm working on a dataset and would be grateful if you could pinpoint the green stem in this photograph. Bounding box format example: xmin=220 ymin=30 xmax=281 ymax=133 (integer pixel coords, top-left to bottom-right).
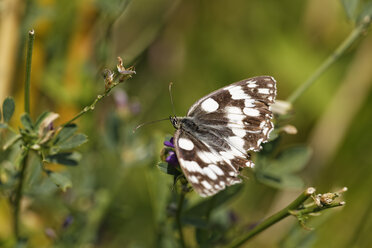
xmin=176 ymin=189 xmax=186 ymax=248
xmin=24 ymin=30 xmax=35 ymax=114
xmin=291 ymin=202 xmax=344 ymax=216
xmin=13 ymin=148 xmax=29 ymax=241
xmin=224 ymin=187 xmax=316 ymax=248
xmin=287 ymin=17 xmax=371 ymax=104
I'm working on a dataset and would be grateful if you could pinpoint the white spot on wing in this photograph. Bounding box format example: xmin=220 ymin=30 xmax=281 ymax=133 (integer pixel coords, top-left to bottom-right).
xmin=258 ymin=88 xmax=270 ymax=94
xmin=178 ymin=138 xmax=194 ymax=151
xmin=245 ymin=99 xmax=255 ymax=107
xmin=219 ymin=151 xmax=235 ymax=160
xmin=201 ymin=98 xmax=219 ymax=112
xmin=203 ymin=167 xmax=217 ymax=180
xmin=243 ymin=108 xmax=260 ymax=116
xmin=208 ymin=164 xmax=224 ymax=176
xmin=189 ymin=175 xmax=199 ymax=183
xmin=232 ymin=127 xmax=246 ymax=137
xmin=197 ymin=151 xmax=211 ymax=163
xmin=198 ymin=151 xmax=224 ymax=164
xmin=247 ymin=80 xmax=257 ymax=88
xmin=225 ymin=106 xmax=243 ymax=115
xmin=179 ymin=159 xmax=202 ymax=173
xmin=228 ymin=136 xmax=245 ymax=150
xmin=228 ymin=86 xmax=248 ymax=100
xmin=201 ymin=180 xmax=212 ymax=189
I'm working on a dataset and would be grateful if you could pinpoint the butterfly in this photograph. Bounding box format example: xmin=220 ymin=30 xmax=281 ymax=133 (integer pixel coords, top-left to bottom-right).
xmin=170 ymin=76 xmax=277 ymax=197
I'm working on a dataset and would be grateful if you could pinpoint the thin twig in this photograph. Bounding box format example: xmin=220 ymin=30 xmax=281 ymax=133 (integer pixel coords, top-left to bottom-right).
xmin=24 ymin=30 xmax=35 ymax=114
xmin=287 ymin=17 xmax=371 ymax=104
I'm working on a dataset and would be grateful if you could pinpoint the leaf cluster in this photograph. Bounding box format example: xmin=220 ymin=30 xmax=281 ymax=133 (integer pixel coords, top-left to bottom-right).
xmin=0 ymin=98 xmax=87 ymax=191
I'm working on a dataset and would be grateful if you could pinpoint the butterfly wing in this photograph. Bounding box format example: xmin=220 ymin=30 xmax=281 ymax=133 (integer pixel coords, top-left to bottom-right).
xmin=174 ymin=76 xmax=276 ymax=197
xmin=174 ymin=129 xmax=248 ymax=197
xmin=187 ymin=76 xmax=276 ymax=152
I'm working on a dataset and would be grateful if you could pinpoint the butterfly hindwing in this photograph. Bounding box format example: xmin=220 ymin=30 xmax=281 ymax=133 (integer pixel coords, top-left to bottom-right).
xmin=174 ymin=129 xmax=247 ymax=197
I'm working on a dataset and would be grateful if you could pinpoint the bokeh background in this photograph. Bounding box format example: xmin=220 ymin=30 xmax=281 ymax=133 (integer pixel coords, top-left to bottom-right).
xmin=1 ymin=0 xmax=372 ymax=247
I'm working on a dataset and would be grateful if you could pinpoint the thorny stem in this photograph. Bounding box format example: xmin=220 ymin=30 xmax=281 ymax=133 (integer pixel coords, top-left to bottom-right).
xmin=287 ymin=16 xmax=371 ymax=104
xmin=224 ymin=187 xmax=344 ymax=248
xmin=176 ymin=187 xmax=187 ymax=248
xmin=24 ymin=30 xmax=34 ymax=115
xmin=13 ymin=147 xmax=29 ymax=241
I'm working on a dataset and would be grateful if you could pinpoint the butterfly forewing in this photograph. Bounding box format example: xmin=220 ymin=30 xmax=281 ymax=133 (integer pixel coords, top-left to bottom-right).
xmin=174 ymin=76 xmax=277 ymax=197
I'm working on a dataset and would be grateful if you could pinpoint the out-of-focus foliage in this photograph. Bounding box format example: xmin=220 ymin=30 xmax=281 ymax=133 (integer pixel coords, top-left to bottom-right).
xmin=0 ymin=0 xmax=372 ymax=247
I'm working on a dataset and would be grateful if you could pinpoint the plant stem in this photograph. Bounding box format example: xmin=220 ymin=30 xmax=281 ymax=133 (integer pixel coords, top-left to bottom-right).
xmin=24 ymin=30 xmax=35 ymax=114
xmin=176 ymin=189 xmax=186 ymax=248
xmin=224 ymin=187 xmax=316 ymax=248
xmin=13 ymin=148 xmax=29 ymax=241
xmin=287 ymin=17 xmax=371 ymax=104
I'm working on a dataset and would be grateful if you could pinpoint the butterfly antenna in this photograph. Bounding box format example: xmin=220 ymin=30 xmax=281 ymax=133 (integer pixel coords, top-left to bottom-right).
xmin=169 ymin=82 xmax=176 ymax=116
xmin=133 ymin=117 xmax=169 ymax=133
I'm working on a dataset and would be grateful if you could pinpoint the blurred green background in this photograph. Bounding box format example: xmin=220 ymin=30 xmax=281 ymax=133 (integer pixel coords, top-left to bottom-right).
xmin=1 ymin=0 xmax=372 ymax=247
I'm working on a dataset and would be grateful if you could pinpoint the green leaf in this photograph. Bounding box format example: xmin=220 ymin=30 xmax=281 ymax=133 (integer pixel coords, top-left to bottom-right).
xmin=20 ymin=113 xmax=34 ymax=130
xmin=256 ymin=172 xmax=304 ymax=189
xmin=2 ymin=134 xmax=22 ymax=150
xmin=183 ymin=184 xmax=242 ymax=218
xmin=48 ymin=171 xmax=72 ymax=192
xmin=341 ymin=0 xmax=360 ymax=21
xmin=357 ymin=2 xmax=372 ymax=23
xmin=34 ymin=111 xmax=52 ymax=129
xmin=54 ymin=124 xmax=77 ymax=145
xmin=2 ymin=97 xmax=15 ymax=123
xmin=58 ymin=134 xmax=88 ymax=150
xmin=45 ymin=152 xmax=81 ymax=166
xmin=157 ymin=162 xmax=180 ymax=176
xmin=266 ymin=146 xmax=312 ymax=174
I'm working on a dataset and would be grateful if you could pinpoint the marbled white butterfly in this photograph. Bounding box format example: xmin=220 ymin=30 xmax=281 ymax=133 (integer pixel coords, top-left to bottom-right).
xmin=170 ymin=76 xmax=277 ymax=197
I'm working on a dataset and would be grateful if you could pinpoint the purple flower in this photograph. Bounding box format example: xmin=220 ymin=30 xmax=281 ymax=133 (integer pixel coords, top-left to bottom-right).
xmin=62 ymin=215 xmax=74 ymax=229
xmin=166 ymin=150 xmax=179 ymax=166
xmin=164 ymin=137 xmax=175 ymax=148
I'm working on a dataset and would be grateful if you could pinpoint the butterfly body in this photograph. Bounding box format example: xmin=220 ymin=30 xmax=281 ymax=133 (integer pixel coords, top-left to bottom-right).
xmin=171 ymin=76 xmax=277 ymax=197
